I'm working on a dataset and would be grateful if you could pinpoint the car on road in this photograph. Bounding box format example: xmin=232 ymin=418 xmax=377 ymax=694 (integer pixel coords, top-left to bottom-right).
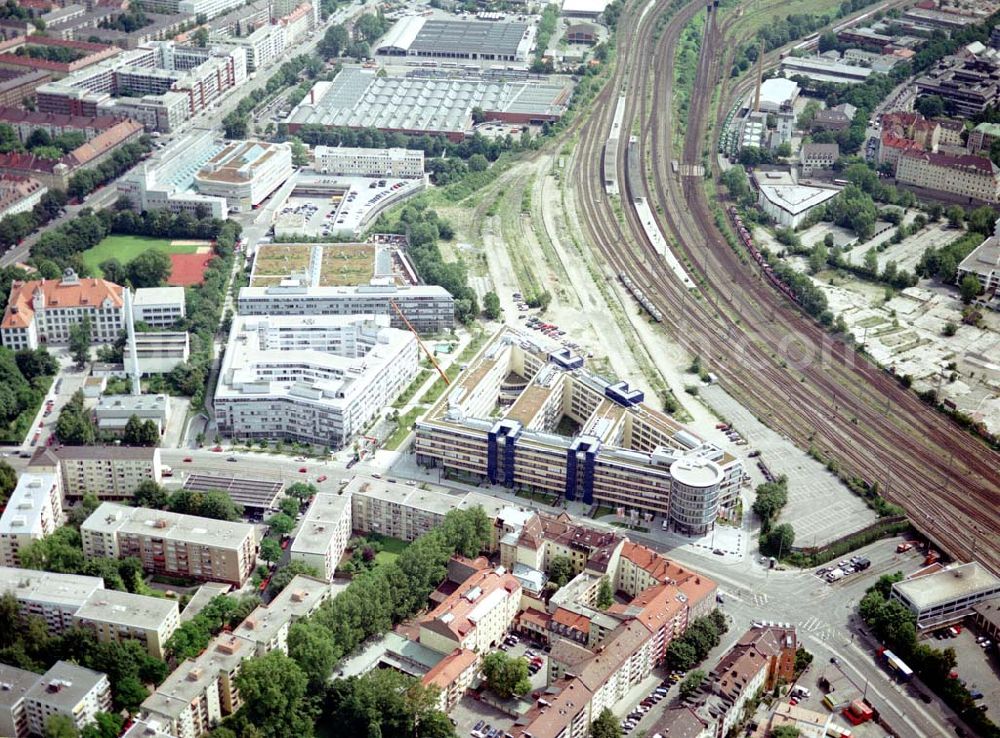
xmin=183 ymin=457 xmax=192 ymax=462
xmin=227 ymin=456 xmax=238 ymax=462
xmin=298 ymin=467 xmax=307 ymax=473
xmin=317 ymin=475 xmax=328 ymax=483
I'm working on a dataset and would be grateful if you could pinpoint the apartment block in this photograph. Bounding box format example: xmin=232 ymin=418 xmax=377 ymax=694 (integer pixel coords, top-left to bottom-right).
xmin=25 ymin=661 xmax=112 ymax=736
xmin=0 ymin=471 xmax=63 ymax=566
xmin=348 ymin=475 xmax=511 ymax=549
xmin=72 ymin=589 xmax=180 ymax=659
xmin=238 ymin=281 xmax=455 ymax=334
xmin=224 ymin=24 xmax=286 ymax=72
xmin=500 ymin=511 xmax=624 ymax=580
xmin=896 ymin=150 xmax=1000 ymax=204
xmin=289 ymin=493 xmax=352 ymax=581
xmin=0 ymin=567 xmax=103 ymax=635
xmin=422 ymin=648 xmax=479 ymax=713
xmin=30 ymin=446 xmax=162 ymax=502
xmin=230 ymin=575 xmax=331 ymax=655
xmin=0 ymin=270 xmax=124 ymax=351
xmin=81 ymin=503 xmax=258 ymax=586
xmin=214 ymin=314 xmax=419 ymax=448
xmin=0 ymin=664 xmax=39 ymax=738
xmin=416 ymin=328 xmax=744 ymax=533
xmin=419 ymin=556 xmax=521 ymax=656
xmin=0 ymin=174 xmax=46 ymax=220
xmin=314 ymin=146 xmax=425 ymax=179
xmin=133 ymin=287 xmax=186 ymax=328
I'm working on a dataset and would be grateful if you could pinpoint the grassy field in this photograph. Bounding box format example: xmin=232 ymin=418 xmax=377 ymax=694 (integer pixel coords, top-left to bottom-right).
xmin=82 ymin=235 xmax=199 ymax=276
xmin=372 ymin=535 xmax=408 ymax=567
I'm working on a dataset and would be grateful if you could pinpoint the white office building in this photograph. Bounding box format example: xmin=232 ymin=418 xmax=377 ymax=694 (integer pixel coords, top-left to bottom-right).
xmin=133 ymin=287 xmax=186 ymax=328
xmin=237 ymin=281 xmax=455 ymax=333
xmin=0 ymin=472 xmax=63 ymax=567
xmin=225 ymin=23 xmax=286 ymax=71
xmin=289 ymin=493 xmax=352 ymax=581
xmin=313 ymin=146 xmax=425 ymax=179
xmin=215 ymin=314 xmax=419 ymax=448
xmin=193 ymin=140 xmax=293 ymax=212
xmin=891 ymin=562 xmax=1000 ymax=630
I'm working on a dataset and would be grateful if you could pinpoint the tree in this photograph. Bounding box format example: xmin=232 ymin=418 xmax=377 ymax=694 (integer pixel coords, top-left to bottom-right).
xmin=44 ymin=715 xmax=78 ymax=738
xmin=133 ymin=480 xmax=169 ymax=509
xmin=266 ymin=513 xmax=295 ymax=536
xmin=590 ymin=708 xmax=622 ymax=738
xmin=546 ymin=555 xmax=574 ymax=588
xmin=69 ymin=316 xmax=92 ymax=366
xmin=760 ymin=523 xmax=795 ymax=558
xmin=0 ymin=459 xmax=17 ymax=506
xmin=772 ymin=727 xmax=801 ymax=738
xmin=808 ymin=243 xmax=828 ymax=274
xmin=287 ymin=620 xmax=336 ymax=687
xmin=481 ymin=651 xmax=531 ymax=698
xmin=99 ymin=258 xmax=127 ymax=285
xmin=127 ymin=249 xmax=172 ymax=288
xmin=80 ymin=713 xmax=124 ymax=738
xmin=915 ymin=95 xmax=944 ymax=119
xmin=15 ymin=348 xmax=58 ymax=380
xmin=286 ymin=482 xmax=315 ymax=501
xmin=268 ymin=560 xmax=321 ymax=595
xmin=794 ymin=646 xmax=813 ymax=676
xmin=318 ymin=24 xmax=349 ymax=58
xmin=943 ymin=322 xmax=957 ymax=337
xmin=260 ymin=538 xmax=282 ymax=564
xmin=678 ymin=670 xmax=706 ymax=699
xmin=233 ymin=651 xmax=313 ymax=738
xmin=439 ymin=506 xmax=491 ymax=558
xmin=279 ymin=496 xmax=300 ymax=518
xmin=666 ymin=639 xmax=698 ymax=670
xmin=596 ymin=575 xmax=613 ymax=609
xmin=289 ymin=137 xmax=309 ymax=167
xmin=122 ymin=415 xmax=160 ymax=446
xmin=959 ymin=274 xmax=981 ymax=304
xmin=945 ymin=205 xmax=965 ymax=229
xmin=192 ymin=27 xmax=209 ymax=47
xmin=323 ymin=669 xmax=452 ymax=738
xmin=483 ymin=291 xmax=501 ymax=319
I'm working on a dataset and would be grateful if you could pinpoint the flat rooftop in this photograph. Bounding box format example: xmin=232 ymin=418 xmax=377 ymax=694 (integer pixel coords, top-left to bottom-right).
xmin=291 ymin=493 xmax=351 ymax=556
xmin=0 ymin=663 xmax=40 ymax=710
xmin=143 ymin=635 xmax=250 ymax=719
xmin=232 ymin=574 xmax=330 ymax=644
xmin=75 ymin=588 xmax=178 ymax=630
xmin=182 ymin=473 xmax=284 ymax=512
xmin=26 ymin=661 xmax=106 ymax=709
xmin=0 ymin=472 xmax=59 ymax=538
xmin=959 ymin=233 xmax=1000 ymax=278
xmin=385 ymin=17 xmax=530 ymax=57
xmin=758 ymin=183 xmax=840 ymax=215
xmin=83 ymin=502 xmax=255 ymax=550
xmin=893 ymin=562 xmax=1000 ymax=610
xmin=0 ymin=566 xmax=103 ymax=608
xmin=197 ymin=140 xmax=285 ymax=184
xmin=179 ymin=582 xmax=232 ymax=622
xmin=133 ymin=286 xmax=185 ymax=306
xmin=346 ymin=476 xmax=511 ymax=519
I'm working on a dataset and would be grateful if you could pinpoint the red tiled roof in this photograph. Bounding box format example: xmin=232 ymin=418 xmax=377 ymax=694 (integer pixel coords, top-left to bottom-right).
xmin=2 ymin=277 xmax=123 ymax=330
xmin=422 ymin=648 xmax=478 ymax=691
xmin=552 ymin=607 xmax=590 ymax=634
xmin=621 ymin=541 xmax=695 ymax=584
xmin=900 ymin=149 xmax=997 ymax=174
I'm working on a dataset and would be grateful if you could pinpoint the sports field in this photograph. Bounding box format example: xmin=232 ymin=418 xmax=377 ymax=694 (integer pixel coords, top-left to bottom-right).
xmin=82 ymin=235 xmax=201 ymax=276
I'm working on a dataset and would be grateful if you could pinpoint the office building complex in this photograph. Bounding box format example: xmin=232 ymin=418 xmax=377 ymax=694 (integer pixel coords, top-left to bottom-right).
xmin=289 ymin=493 xmax=352 ymax=581
xmin=237 ymin=281 xmax=455 ymax=333
xmin=81 ymin=503 xmax=259 ymax=586
xmin=915 ymin=54 xmax=1000 ymax=118
xmin=214 ymin=314 xmax=419 ymax=448
xmin=415 ymin=328 xmax=745 ymax=533
xmin=891 ymin=562 xmax=1000 ymax=630
xmin=193 ymin=140 xmax=293 ymax=212
xmin=0 ymin=472 xmax=62 ymax=567
xmin=286 ymin=68 xmax=572 ymax=142
xmin=314 ymin=146 xmax=425 ymax=179
xmin=25 ymin=662 xmax=112 ymax=736
xmin=126 ymin=332 xmax=191 ymax=375
xmin=1 ymin=270 xmax=124 ymax=350
xmin=376 ymin=18 xmax=533 ymax=62
xmin=36 ymin=42 xmax=247 ymax=133
xmin=0 ymin=664 xmax=38 ymax=738
xmin=30 ymin=446 xmax=163 ymax=501
xmin=73 ymin=589 xmax=180 ymax=659
xmin=0 ymin=568 xmax=103 ymax=635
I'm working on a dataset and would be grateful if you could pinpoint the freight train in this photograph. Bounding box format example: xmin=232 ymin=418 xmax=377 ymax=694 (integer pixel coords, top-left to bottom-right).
xmin=619 ymin=273 xmax=663 ymax=322
xmin=727 ymin=205 xmax=801 ymax=307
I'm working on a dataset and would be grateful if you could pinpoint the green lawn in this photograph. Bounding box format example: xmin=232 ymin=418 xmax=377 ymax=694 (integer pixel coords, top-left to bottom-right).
xmin=371 ymin=536 xmax=408 ymax=567
xmin=82 ymin=235 xmax=199 ymax=276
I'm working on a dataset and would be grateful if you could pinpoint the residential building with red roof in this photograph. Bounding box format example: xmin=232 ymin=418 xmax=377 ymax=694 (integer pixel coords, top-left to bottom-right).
xmin=499 ymin=511 xmax=625 ymax=580
xmin=0 ymin=174 xmax=46 ymax=220
xmin=421 ymin=648 xmax=479 ymax=712
xmin=896 ymin=149 xmax=1000 ymax=203
xmin=418 ymin=557 xmax=521 ymax=656
xmin=1 ymin=270 xmax=125 ymax=350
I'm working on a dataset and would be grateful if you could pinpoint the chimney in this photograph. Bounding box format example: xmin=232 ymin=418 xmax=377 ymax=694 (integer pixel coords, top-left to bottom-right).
xmin=753 ymin=39 xmax=764 ymax=113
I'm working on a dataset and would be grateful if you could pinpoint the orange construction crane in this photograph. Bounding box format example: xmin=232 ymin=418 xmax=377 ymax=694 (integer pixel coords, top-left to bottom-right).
xmin=389 ymin=299 xmax=450 ymax=386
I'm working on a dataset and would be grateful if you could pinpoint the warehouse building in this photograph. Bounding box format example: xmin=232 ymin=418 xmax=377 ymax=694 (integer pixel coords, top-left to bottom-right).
xmin=181 ymin=474 xmax=284 ymax=519
xmin=238 ymin=281 xmax=455 ymax=333
xmin=376 ymin=17 xmax=532 ymax=62
xmin=214 ymin=314 xmax=419 ymax=448
xmin=285 ymin=68 xmax=572 ymax=142
xmin=415 ymin=328 xmax=744 ymax=533
xmin=780 ymin=55 xmax=873 ymax=84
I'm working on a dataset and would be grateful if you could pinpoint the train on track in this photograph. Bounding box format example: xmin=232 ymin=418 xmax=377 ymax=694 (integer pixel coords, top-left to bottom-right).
xmin=727 ymin=205 xmax=801 ymax=306
xmin=619 ymin=273 xmax=663 ymax=322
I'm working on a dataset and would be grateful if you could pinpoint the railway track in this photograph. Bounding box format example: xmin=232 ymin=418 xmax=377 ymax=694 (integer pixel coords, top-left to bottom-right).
xmin=569 ymin=0 xmax=1000 ymax=571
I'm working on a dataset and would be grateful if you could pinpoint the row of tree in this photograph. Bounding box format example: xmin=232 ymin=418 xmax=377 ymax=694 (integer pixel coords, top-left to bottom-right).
xmin=0 ymin=346 xmax=58 ymax=442
xmin=67 ymin=138 xmax=152 ymax=200
xmin=0 ymin=186 xmax=66 ymax=250
xmin=665 ymin=610 xmax=729 ymax=670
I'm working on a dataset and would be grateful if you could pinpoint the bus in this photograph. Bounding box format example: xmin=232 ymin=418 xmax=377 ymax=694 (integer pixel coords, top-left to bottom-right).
xmin=879 ymin=648 xmax=914 ymax=682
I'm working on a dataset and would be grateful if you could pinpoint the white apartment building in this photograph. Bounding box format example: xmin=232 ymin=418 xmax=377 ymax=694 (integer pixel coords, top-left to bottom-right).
xmin=0 ymin=472 xmax=63 ymax=567
xmin=73 ymin=589 xmax=180 ymax=659
xmin=419 ymin=559 xmax=521 ymax=655
xmin=194 ymin=140 xmax=293 ymax=212
xmin=81 ymin=503 xmax=259 ymax=586
xmin=0 ymin=270 xmax=124 ymax=351
xmin=0 ymin=568 xmax=104 ymax=635
xmin=231 ymin=574 xmax=331 ymax=655
xmin=237 ymin=282 xmax=455 ymax=333
xmin=25 ymin=662 xmax=112 ymax=736
xmin=314 ymin=146 xmax=426 ymax=179
xmin=226 ymin=23 xmax=286 ymax=71
xmin=123 ymin=720 xmax=175 ymax=738
xmin=29 ymin=446 xmax=162 ymax=501
xmin=133 ymin=287 xmax=186 ymax=328
xmin=0 ymin=664 xmax=39 ymax=738
xmin=896 ymin=150 xmax=1000 ymax=203
xmin=178 ymin=0 xmax=246 ymax=19
xmin=289 ymin=493 xmax=352 ymax=581
xmin=214 ymin=314 xmax=419 ymax=448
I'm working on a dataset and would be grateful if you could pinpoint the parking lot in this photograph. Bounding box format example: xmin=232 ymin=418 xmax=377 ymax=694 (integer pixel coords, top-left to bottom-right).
xmin=812 ymin=553 xmax=874 ymax=585
xmin=937 ymin=626 xmax=999 ymax=718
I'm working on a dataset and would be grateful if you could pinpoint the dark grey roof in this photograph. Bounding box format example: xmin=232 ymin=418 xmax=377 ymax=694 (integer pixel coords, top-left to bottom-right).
xmin=409 ymin=20 xmax=528 ymax=57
